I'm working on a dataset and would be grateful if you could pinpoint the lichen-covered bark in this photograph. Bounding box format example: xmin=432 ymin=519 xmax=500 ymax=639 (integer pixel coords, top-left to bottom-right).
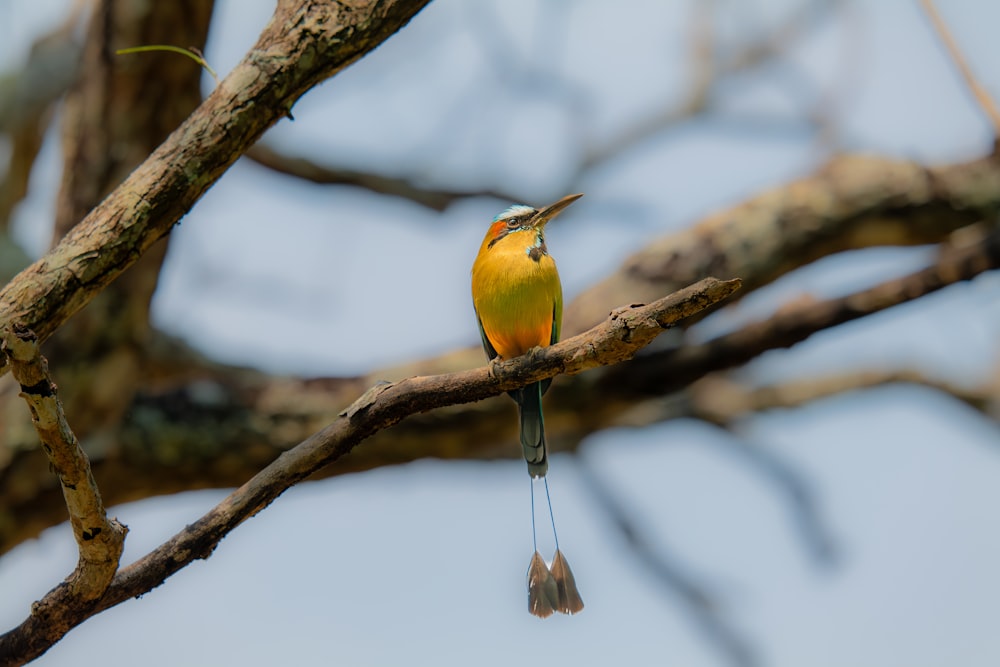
xmin=0 ymin=1 xmax=434 ymax=663
xmin=39 ymin=0 xmax=215 ymax=452
xmin=0 ymin=0 xmax=432 ymax=557
xmin=0 ymin=277 xmax=737 ymax=667
xmin=3 ymin=148 xmax=1000 ymax=555
xmin=564 ymin=153 xmax=1000 ymax=334
xmin=0 ymin=0 xmax=432 ymax=351
xmin=2 ymin=326 xmax=126 ymax=602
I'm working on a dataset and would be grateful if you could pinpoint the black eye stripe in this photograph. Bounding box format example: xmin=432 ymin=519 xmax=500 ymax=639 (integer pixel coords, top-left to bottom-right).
xmin=504 ymin=215 xmax=532 ymax=228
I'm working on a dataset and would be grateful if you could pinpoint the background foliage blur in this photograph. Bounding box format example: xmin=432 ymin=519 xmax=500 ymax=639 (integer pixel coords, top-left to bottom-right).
xmin=2 ymin=1 xmax=1000 ymax=666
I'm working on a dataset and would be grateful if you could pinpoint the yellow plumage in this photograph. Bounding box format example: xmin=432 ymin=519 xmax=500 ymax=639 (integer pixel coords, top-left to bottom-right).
xmin=470 ymin=194 xmax=580 ymax=478
xmin=470 ymin=194 xmax=585 ymax=618
xmin=471 ymin=224 xmax=562 ymax=361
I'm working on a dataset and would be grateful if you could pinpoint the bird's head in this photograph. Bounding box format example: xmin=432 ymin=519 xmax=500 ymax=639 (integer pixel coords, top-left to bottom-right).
xmin=484 ymin=193 xmax=583 ymax=248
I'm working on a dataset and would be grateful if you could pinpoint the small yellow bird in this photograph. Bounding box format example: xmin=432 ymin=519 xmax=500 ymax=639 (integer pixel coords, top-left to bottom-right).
xmin=471 ymin=193 xmax=584 ymax=617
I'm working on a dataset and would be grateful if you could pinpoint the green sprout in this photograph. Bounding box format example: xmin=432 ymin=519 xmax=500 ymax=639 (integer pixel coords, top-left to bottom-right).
xmin=115 ymin=45 xmax=218 ymax=82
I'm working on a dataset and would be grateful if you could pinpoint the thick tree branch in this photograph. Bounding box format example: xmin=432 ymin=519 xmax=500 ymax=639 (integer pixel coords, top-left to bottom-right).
xmin=0 ymin=277 xmax=740 ymax=665
xmin=36 ymin=0 xmax=217 ymax=453
xmin=5 ymin=148 xmax=1000 ymax=553
xmin=0 ymin=0 xmax=432 ymax=369
xmin=565 ymin=153 xmax=1000 ymax=334
xmin=601 ymin=225 xmax=1000 ymax=398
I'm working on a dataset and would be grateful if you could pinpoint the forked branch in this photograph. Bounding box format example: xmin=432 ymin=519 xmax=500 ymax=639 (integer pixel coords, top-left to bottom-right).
xmin=0 ymin=277 xmax=740 ymax=666
xmin=0 ymin=326 xmax=126 ymax=666
xmin=0 ymin=0 xmax=432 ymax=370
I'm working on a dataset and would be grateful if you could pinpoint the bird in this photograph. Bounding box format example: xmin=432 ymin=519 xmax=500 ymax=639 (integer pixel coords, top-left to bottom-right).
xmin=471 ymin=193 xmax=585 ymax=618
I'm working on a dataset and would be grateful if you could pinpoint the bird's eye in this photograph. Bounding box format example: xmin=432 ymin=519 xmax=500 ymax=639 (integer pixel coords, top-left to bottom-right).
xmin=506 ymin=219 xmax=520 ymax=229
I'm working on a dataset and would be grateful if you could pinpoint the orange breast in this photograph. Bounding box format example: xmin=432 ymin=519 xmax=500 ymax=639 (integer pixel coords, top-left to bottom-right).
xmin=472 ymin=229 xmax=562 ymax=360
xmin=479 ymin=313 xmax=553 ymax=360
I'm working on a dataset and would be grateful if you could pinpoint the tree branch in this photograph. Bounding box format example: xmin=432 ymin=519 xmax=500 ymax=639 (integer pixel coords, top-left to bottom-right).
xmin=0 ymin=0 xmax=432 ymax=369
xmin=601 ymin=225 xmax=1000 ymax=398
xmin=690 ymin=369 xmax=1000 ymax=423
xmin=920 ymin=0 xmax=1000 ymax=140
xmin=1 ymin=325 xmax=126 ymax=591
xmin=0 ymin=277 xmax=740 ymax=665
xmin=0 ymin=326 xmax=126 ymax=665
xmin=5 ymin=147 xmax=999 ymax=552
xmin=565 ymin=152 xmax=1000 ymax=335
xmin=242 ymin=2 xmax=840 ymax=209
xmin=245 ymin=144 xmax=520 ymax=212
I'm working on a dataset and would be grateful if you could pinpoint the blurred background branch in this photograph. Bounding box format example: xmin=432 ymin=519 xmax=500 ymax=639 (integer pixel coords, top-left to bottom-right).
xmin=2 ymin=0 xmax=1000 ymax=665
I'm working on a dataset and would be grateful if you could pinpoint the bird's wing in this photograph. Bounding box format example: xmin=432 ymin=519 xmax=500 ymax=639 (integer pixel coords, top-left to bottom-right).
xmin=475 ymin=308 xmax=499 ymax=361
xmin=549 ymin=300 xmax=561 ymax=346
xmin=541 ymin=300 xmax=561 ymax=396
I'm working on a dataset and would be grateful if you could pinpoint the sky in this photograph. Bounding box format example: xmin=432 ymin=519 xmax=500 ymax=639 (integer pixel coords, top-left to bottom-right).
xmin=2 ymin=1 xmax=1000 ymax=666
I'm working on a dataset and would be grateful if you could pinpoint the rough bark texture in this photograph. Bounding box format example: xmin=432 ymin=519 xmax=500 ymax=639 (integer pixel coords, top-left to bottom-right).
xmin=0 ymin=0 xmax=433 ymax=555
xmin=0 ymin=277 xmax=737 ymax=665
xmin=38 ymin=0 xmax=214 ymax=480
xmin=0 ymin=1 xmax=433 ymax=663
xmin=564 ymin=153 xmax=1000 ymax=334
xmin=0 ymin=0 xmax=432 ymax=353
xmin=3 ymin=150 xmax=1000 ymax=554
xmin=2 ymin=0 xmax=1000 ymax=664
xmin=3 ymin=326 xmax=126 ymax=592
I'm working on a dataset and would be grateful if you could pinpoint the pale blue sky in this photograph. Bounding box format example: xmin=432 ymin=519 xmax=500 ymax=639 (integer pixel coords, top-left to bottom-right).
xmin=2 ymin=1 xmax=1000 ymax=666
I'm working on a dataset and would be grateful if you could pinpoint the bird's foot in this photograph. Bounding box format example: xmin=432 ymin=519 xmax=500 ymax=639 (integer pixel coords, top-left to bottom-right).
xmin=486 ymin=355 xmax=504 ymax=379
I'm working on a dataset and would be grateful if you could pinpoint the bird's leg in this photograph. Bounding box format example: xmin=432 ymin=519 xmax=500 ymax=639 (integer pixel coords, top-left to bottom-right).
xmin=486 ymin=355 xmax=504 ymax=379
xmin=524 ymin=345 xmax=547 ymax=363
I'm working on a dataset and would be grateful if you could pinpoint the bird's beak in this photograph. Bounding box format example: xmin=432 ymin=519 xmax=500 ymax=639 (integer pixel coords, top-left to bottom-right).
xmin=530 ymin=193 xmax=583 ymax=228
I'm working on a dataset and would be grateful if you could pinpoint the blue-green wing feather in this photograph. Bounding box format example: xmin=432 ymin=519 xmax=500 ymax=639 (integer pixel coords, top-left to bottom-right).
xmin=540 ymin=302 xmax=559 ymax=396
xmin=475 ymin=308 xmax=499 ymax=361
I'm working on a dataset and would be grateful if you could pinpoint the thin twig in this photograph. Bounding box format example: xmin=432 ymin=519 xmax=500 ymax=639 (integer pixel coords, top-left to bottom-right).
xmin=245 ymin=144 xmax=518 ymax=212
xmin=920 ymin=0 xmax=1000 ymax=139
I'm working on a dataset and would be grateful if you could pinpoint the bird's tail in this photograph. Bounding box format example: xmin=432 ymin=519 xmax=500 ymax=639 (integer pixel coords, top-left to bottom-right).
xmin=516 ymin=381 xmax=548 ymax=478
